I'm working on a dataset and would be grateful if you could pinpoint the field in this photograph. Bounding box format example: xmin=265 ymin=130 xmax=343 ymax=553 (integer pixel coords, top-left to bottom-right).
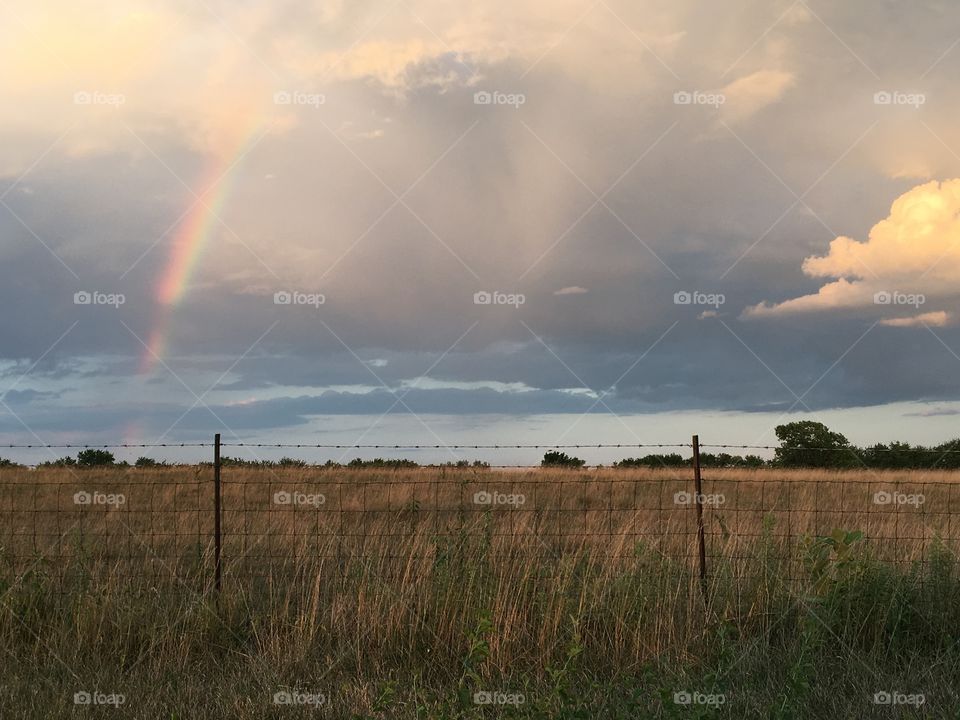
xmin=2 ymin=465 xmax=959 ymax=718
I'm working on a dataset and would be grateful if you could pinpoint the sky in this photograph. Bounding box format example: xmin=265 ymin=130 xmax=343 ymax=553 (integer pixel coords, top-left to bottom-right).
xmin=2 ymin=0 xmax=960 ymax=464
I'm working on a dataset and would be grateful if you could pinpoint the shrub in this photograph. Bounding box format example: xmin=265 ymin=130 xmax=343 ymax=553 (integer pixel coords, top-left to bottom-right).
xmin=614 ymin=454 xmax=686 ymax=468
xmin=38 ymin=456 xmax=76 ymax=467
xmin=347 ymin=458 xmax=419 ymax=468
xmin=541 ymin=451 xmax=585 ymax=468
xmin=436 ymin=460 xmax=491 ymax=468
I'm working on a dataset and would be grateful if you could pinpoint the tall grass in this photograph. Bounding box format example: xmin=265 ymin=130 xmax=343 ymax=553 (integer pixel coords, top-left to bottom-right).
xmin=1 ymin=466 xmax=957 ymax=717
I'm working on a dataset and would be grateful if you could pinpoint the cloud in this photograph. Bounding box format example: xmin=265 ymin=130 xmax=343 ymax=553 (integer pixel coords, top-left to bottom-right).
xmin=8 ymin=0 xmax=960 ymax=438
xmin=744 ymin=278 xmax=869 ymax=316
xmin=879 ymin=311 xmax=950 ymax=327
xmin=745 ymin=180 xmax=960 ymax=320
xmin=719 ymin=70 xmax=795 ymax=122
xmin=905 ymin=406 xmax=960 ymax=417
xmin=0 ymin=0 xmax=690 ymax=168
xmin=803 ymin=179 xmax=960 ymax=280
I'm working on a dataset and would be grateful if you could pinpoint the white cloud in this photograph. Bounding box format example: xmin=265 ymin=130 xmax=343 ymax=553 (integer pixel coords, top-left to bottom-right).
xmin=553 ymin=286 xmax=588 ymax=295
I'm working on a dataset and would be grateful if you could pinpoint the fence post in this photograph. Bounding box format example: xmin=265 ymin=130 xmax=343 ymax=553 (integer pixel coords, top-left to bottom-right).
xmin=692 ymin=434 xmax=707 ymax=600
xmin=213 ymin=433 xmax=222 ymax=593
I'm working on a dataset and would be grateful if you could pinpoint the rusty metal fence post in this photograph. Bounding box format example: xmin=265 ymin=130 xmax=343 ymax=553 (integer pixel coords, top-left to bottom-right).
xmin=213 ymin=433 xmax=222 ymax=593
xmin=692 ymin=435 xmax=707 ymax=600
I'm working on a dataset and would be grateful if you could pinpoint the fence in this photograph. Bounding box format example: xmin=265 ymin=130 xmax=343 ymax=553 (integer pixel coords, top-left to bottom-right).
xmin=1 ymin=434 xmax=958 ymax=598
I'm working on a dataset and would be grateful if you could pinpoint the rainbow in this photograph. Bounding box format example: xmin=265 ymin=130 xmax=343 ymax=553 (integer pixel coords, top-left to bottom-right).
xmin=140 ymin=122 xmax=264 ymax=375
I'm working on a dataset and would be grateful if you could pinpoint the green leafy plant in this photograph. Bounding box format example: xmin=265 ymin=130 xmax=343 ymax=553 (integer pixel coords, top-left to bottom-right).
xmin=458 ymin=609 xmax=493 ymax=706
xmin=801 ymin=528 xmax=864 ymax=597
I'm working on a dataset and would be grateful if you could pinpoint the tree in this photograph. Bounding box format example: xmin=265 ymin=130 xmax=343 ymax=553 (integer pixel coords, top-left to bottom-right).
xmin=699 ymin=452 xmax=769 ymax=468
xmin=614 ymin=454 xmax=686 ymax=468
xmin=774 ymin=421 xmax=854 ymax=468
xmin=741 ymin=455 xmax=767 ymax=468
xmin=541 ymin=451 xmax=585 ymax=468
xmin=135 ymin=456 xmax=160 ymax=467
xmin=77 ymin=449 xmax=115 ymax=466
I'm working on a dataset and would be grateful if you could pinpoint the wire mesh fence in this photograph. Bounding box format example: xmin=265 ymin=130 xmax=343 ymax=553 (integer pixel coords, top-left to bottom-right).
xmin=1 ymin=436 xmax=958 ymax=593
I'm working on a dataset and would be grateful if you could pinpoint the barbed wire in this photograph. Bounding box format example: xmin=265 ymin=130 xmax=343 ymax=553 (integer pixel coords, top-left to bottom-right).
xmin=0 ymin=442 xmax=960 ymax=455
xmin=700 ymin=444 xmax=960 ymax=454
xmin=0 ymin=443 xmax=210 ymax=449
xmin=0 ymin=442 xmax=693 ymax=450
xmin=223 ymin=443 xmax=694 ymax=449
xmin=1 ymin=441 xmax=958 ymax=454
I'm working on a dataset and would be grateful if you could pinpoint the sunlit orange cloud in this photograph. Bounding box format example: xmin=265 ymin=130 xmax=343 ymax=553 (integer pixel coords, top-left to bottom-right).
xmin=804 ymin=179 xmax=960 ymax=279
xmin=880 ymin=312 xmax=950 ymax=328
xmin=744 ymin=179 xmax=960 ymax=323
xmin=1 ymin=6 xmax=172 ymax=84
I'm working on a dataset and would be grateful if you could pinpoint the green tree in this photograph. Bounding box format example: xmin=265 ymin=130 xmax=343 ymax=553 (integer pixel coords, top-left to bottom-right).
xmin=774 ymin=421 xmax=854 ymax=468
xmin=77 ymin=449 xmax=115 ymax=466
xmin=613 ymin=454 xmax=686 ymax=468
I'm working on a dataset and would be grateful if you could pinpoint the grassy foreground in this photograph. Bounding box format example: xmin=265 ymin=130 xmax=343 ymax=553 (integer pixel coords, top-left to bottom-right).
xmin=1 ymin=466 xmax=958 ymax=718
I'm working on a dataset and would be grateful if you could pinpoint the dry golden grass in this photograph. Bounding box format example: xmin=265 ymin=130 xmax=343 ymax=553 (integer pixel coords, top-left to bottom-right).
xmin=1 ymin=463 xmax=954 ymax=641
xmin=1 ymin=465 xmax=959 ymax=717
xmin=4 ymin=465 xmax=956 ymax=581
